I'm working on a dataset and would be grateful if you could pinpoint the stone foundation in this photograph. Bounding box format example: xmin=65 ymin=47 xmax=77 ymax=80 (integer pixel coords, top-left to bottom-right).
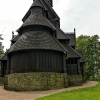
xmin=4 ymin=72 xmax=68 ymax=91
xmin=68 ymin=75 xmax=82 ymax=86
xmin=82 ymin=75 xmax=86 ymax=83
xmin=0 ymin=77 xmax=5 ymax=85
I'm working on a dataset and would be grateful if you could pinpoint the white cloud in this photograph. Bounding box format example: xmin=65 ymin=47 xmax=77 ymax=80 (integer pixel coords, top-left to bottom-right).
xmin=0 ymin=0 xmax=32 ymax=20
xmin=0 ymin=20 xmax=22 ymax=51
xmin=53 ymin=0 xmax=100 ymax=37
xmin=0 ymin=0 xmax=32 ymax=51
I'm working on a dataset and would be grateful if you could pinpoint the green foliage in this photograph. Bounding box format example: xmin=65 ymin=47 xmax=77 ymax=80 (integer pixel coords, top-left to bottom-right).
xmin=0 ymin=34 xmax=4 ymax=75
xmin=76 ymin=34 xmax=100 ymax=80
xmin=37 ymin=82 xmax=100 ymax=100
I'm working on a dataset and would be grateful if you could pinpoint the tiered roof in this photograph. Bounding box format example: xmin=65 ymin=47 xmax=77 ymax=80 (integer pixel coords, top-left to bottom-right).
xmin=11 ymin=35 xmax=20 ymax=42
xmin=9 ymin=0 xmax=67 ymax=53
xmin=9 ymin=32 xmax=67 ymax=53
xmin=0 ymin=0 xmax=85 ymax=63
xmin=22 ymin=0 xmax=59 ymax=22
xmin=0 ymin=49 xmax=9 ymax=60
xmin=57 ymin=28 xmax=70 ymax=40
xmin=65 ymin=45 xmax=81 ymax=58
xmin=18 ymin=0 xmax=56 ymax=33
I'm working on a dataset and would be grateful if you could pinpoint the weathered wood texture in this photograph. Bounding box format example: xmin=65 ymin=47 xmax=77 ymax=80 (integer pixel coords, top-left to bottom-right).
xmin=9 ymin=50 xmax=63 ymax=73
xmin=66 ymin=58 xmax=78 ymax=75
xmin=1 ymin=61 xmax=7 ymax=77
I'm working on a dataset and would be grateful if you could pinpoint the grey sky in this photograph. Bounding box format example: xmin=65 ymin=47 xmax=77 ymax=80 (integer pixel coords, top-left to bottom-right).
xmin=0 ymin=0 xmax=100 ymax=51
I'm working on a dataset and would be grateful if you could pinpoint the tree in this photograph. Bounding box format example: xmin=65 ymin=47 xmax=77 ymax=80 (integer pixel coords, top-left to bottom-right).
xmin=76 ymin=34 xmax=100 ymax=80
xmin=0 ymin=34 xmax=4 ymax=75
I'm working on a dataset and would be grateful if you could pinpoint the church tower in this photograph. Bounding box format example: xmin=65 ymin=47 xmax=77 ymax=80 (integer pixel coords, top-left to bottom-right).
xmin=4 ymin=0 xmax=68 ymax=91
xmin=1 ymin=0 xmax=85 ymax=91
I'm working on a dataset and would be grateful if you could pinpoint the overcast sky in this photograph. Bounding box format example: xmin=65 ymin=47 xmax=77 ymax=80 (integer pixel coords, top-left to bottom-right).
xmin=0 ymin=0 xmax=100 ymax=51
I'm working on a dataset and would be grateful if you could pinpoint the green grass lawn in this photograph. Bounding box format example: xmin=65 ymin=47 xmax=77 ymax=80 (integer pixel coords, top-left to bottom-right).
xmin=36 ymin=82 xmax=100 ymax=100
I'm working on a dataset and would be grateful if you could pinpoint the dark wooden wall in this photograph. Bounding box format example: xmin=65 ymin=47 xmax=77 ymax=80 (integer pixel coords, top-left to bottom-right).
xmin=66 ymin=58 xmax=78 ymax=75
xmin=59 ymin=40 xmax=69 ymax=45
xmin=9 ymin=50 xmax=63 ymax=73
xmin=80 ymin=63 xmax=85 ymax=76
xmin=1 ymin=61 xmax=7 ymax=77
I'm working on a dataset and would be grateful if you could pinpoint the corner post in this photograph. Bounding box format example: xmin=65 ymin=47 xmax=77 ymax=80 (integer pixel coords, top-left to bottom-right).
xmin=77 ymin=59 xmax=81 ymax=75
xmin=63 ymin=53 xmax=68 ymax=87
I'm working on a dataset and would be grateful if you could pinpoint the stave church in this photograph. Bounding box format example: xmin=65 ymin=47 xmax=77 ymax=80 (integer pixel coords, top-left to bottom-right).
xmin=0 ymin=0 xmax=85 ymax=91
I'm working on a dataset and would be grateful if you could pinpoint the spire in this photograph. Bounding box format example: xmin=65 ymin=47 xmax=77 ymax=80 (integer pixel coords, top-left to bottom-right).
xmin=31 ymin=0 xmax=44 ymax=9
xmin=74 ymin=28 xmax=76 ymax=34
xmin=12 ymin=31 xmax=14 ymax=39
xmin=45 ymin=0 xmax=53 ymax=7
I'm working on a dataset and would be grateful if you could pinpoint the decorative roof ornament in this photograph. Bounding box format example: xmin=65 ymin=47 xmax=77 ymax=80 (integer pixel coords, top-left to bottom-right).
xmin=74 ymin=28 xmax=76 ymax=34
xmin=12 ymin=31 xmax=14 ymax=39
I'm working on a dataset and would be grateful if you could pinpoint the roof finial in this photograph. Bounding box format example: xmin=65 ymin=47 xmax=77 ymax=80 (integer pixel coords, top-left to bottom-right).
xmin=74 ymin=28 xmax=76 ymax=34
xmin=12 ymin=31 xmax=14 ymax=39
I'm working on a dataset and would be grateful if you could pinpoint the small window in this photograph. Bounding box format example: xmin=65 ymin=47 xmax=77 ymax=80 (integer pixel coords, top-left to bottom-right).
xmin=68 ymin=59 xmax=71 ymax=64
xmin=45 ymin=11 xmax=48 ymax=19
xmin=74 ymin=59 xmax=77 ymax=64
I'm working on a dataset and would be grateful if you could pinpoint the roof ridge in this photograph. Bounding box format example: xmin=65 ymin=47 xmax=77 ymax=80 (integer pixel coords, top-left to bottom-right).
xmin=11 ymin=34 xmax=19 ymax=41
xmin=56 ymin=27 xmax=70 ymax=40
xmin=69 ymin=45 xmax=82 ymax=57
xmin=52 ymin=37 xmax=68 ymax=53
xmin=18 ymin=6 xmax=57 ymax=32
xmin=66 ymin=32 xmax=74 ymax=34
xmin=65 ymin=44 xmax=81 ymax=58
xmin=0 ymin=49 xmax=9 ymax=60
xmin=44 ymin=0 xmax=60 ymax=19
xmin=9 ymin=31 xmax=66 ymax=53
xmin=58 ymin=28 xmax=70 ymax=39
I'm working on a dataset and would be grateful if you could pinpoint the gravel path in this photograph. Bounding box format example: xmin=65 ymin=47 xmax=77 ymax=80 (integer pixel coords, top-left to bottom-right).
xmin=0 ymin=81 xmax=98 ymax=100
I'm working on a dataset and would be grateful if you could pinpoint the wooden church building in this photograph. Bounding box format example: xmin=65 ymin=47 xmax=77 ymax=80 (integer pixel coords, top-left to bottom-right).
xmin=0 ymin=0 xmax=85 ymax=91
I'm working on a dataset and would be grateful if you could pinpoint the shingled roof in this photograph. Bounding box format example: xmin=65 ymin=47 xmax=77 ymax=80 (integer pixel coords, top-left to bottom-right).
xmin=9 ymin=31 xmax=67 ymax=53
xmin=65 ymin=45 xmax=81 ymax=58
xmin=43 ymin=0 xmax=59 ymax=19
xmin=10 ymin=0 xmax=67 ymax=53
xmin=0 ymin=54 xmax=7 ymax=61
xmin=54 ymin=37 xmax=68 ymax=53
xmin=66 ymin=33 xmax=76 ymax=46
xmin=18 ymin=0 xmax=56 ymax=32
xmin=44 ymin=0 xmax=53 ymax=7
xmin=57 ymin=28 xmax=70 ymax=40
xmin=0 ymin=49 xmax=9 ymax=61
xmin=20 ymin=13 xmax=56 ymax=31
xmin=11 ymin=34 xmax=20 ymax=42
xmin=22 ymin=0 xmax=60 ymax=22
